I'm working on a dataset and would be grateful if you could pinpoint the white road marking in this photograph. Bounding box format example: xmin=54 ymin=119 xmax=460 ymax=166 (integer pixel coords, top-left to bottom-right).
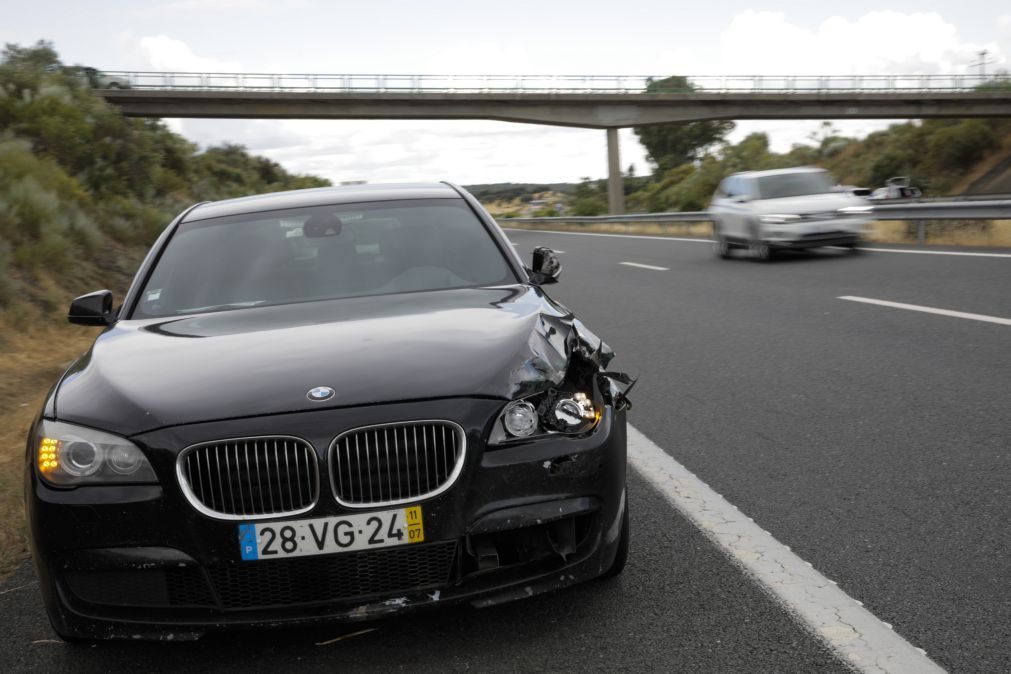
xmin=619 ymin=261 xmax=669 ymax=271
xmin=505 ymin=228 xmax=1011 ymax=257
xmin=627 ymin=425 xmax=943 ymax=674
xmin=839 ymin=296 xmax=1011 ymax=326
xmin=854 ymin=247 xmax=1011 ymax=259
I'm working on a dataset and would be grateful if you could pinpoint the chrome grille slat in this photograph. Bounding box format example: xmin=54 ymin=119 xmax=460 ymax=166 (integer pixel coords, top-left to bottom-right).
xmin=329 ymin=421 xmax=465 ymax=507
xmin=178 ymin=437 xmax=318 ymax=519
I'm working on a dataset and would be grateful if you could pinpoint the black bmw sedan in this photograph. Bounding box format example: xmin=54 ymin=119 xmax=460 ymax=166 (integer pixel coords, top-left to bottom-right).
xmin=25 ymin=182 xmax=633 ymax=641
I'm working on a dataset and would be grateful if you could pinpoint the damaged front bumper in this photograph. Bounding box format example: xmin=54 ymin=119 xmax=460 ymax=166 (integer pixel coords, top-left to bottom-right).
xmin=27 ymin=399 xmax=627 ymax=640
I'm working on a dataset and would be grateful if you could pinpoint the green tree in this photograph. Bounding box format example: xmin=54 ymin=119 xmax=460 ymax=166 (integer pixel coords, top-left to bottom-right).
xmin=0 ymin=41 xmax=332 ymax=310
xmin=569 ymin=177 xmax=608 ymax=216
xmin=632 ymin=75 xmax=735 ymax=170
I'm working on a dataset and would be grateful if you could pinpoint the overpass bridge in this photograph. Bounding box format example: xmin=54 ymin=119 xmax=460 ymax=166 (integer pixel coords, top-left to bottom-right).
xmin=96 ymin=71 xmax=1011 ymax=213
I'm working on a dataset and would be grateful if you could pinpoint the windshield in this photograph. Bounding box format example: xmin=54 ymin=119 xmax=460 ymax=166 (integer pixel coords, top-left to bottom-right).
xmin=756 ymin=172 xmax=835 ymax=199
xmin=132 ymin=198 xmax=516 ymax=318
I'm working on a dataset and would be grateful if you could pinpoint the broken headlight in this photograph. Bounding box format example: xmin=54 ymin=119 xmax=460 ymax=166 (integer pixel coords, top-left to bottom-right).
xmin=490 ymin=389 xmax=601 ymax=445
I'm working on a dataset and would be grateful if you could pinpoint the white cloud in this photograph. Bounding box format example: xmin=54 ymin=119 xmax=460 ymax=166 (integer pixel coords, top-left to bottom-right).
xmin=138 ymin=0 xmax=307 ymax=16
xmin=133 ymin=35 xmax=242 ymax=71
xmin=720 ymin=10 xmax=1005 ymax=75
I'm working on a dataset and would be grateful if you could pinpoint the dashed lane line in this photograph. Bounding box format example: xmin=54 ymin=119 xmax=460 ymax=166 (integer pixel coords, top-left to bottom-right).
xmin=627 ymin=424 xmax=944 ymax=674
xmin=839 ymin=296 xmax=1011 ymax=326
xmin=619 ymin=262 xmax=669 ymax=271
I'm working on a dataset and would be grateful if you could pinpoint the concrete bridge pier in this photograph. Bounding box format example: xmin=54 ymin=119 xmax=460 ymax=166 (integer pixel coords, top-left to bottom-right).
xmin=606 ymin=128 xmax=625 ymax=215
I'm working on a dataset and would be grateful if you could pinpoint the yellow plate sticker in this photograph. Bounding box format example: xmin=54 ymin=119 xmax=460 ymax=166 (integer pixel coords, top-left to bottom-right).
xmin=405 ymin=505 xmax=425 ymax=543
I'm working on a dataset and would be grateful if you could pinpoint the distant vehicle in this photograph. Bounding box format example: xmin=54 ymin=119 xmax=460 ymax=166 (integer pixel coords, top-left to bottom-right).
xmin=709 ymin=167 xmax=873 ymax=261
xmin=25 ymin=182 xmax=633 ymax=641
xmin=841 ymin=185 xmax=872 ymax=198
xmin=868 ymin=176 xmax=921 ymax=201
xmin=77 ymin=67 xmax=131 ymax=89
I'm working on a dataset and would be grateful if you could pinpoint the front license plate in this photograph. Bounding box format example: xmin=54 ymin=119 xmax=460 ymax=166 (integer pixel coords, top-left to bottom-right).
xmin=238 ymin=506 xmax=424 ymax=561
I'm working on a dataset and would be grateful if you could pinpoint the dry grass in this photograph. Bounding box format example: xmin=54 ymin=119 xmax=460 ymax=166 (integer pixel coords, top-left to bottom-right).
xmin=503 ymin=220 xmax=714 ymax=238
xmin=868 ymin=220 xmax=1011 ymax=247
xmin=503 ymin=219 xmax=1011 ymax=247
xmin=0 ymin=319 xmax=97 ymax=580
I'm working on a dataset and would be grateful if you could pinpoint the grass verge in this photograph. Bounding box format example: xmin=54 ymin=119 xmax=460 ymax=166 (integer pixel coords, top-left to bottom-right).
xmin=0 ymin=321 xmax=96 ymax=580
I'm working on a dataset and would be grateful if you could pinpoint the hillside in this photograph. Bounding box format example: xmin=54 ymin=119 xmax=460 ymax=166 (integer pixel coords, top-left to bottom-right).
xmin=0 ymin=41 xmax=329 ymax=326
xmin=467 ymin=112 xmax=1011 ymax=215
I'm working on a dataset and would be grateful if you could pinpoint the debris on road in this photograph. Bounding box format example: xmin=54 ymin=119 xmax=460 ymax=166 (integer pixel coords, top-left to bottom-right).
xmin=315 ymin=628 xmax=378 ymax=646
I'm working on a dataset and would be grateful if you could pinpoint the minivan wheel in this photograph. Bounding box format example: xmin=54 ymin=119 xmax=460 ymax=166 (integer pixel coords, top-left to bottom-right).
xmin=750 ymin=239 xmax=773 ymax=262
xmin=713 ymin=234 xmax=731 ymax=259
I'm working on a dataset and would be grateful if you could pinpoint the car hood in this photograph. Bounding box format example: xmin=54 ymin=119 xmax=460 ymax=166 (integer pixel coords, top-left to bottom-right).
xmin=752 ymin=192 xmax=867 ymax=215
xmin=55 ymin=286 xmax=603 ymax=437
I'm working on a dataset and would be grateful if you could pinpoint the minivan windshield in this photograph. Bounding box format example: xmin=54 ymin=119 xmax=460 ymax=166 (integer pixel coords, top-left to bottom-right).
xmin=756 ymin=172 xmax=836 ymax=200
xmin=132 ymin=198 xmax=516 ymax=319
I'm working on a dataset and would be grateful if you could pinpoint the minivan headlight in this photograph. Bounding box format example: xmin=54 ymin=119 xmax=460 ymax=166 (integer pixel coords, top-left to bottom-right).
xmin=760 ymin=214 xmax=802 ymax=224
xmin=35 ymin=419 xmax=158 ymax=486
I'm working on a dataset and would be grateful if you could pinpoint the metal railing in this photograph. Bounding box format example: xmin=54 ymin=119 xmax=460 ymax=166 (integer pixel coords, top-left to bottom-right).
xmin=98 ymin=71 xmax=1010 ymax=94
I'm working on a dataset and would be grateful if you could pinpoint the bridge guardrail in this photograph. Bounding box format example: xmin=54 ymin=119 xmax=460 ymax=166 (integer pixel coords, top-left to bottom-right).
xmin=97 ymin=71 xmax=1009 ymax=94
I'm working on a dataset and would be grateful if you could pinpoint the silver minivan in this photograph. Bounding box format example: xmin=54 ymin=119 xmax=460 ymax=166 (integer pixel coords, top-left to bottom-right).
xmin=709 ymin=167 xmax=872 ymax=261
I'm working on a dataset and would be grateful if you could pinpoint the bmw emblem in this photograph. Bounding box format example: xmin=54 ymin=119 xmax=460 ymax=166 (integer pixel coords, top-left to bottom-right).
xmin=306 ymin=386 xmax=335 ymax=402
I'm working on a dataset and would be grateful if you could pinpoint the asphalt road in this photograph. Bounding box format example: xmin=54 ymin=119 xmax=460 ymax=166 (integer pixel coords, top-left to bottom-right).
xmin=1 ymin=467 xmax=845 ymax=673
xmin=2 ymin=232 xmax=1007 ymax=672
xmin=506 ymin=231 xmax=1010 ymax=673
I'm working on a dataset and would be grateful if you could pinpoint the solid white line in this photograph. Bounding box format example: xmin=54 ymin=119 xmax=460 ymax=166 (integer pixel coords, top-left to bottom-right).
xmin=505 ymin=228 xmax=1011 ymax=258
xmin=839 ymin=296 xmax=1011 ymax=326
xmin=619 ymin=261 xmax=669 ymax=271
xmin=857 ymin=247 xmax=1011 ymax=259
xmin=627 ymin=425 xmax=943 ymax=674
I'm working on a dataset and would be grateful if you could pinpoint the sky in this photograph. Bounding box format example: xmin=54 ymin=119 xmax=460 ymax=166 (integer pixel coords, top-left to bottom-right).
xmin=4 ymin=1 xmax=1011 ymax=185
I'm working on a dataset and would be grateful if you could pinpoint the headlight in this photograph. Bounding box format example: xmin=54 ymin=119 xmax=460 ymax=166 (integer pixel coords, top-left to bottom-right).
xmin=551 ymin=392 xmax=598 ymax=433
xmin=837 ymin=205 xmax=873 ymax=215
xmin=760 ymin=214 xmax=802 ymax=224
xmin=502 ymin=401 xmax=538 ymax=437
xmin=491 ymin=389 xmax=601 ymax=445
xmin=35 ymin=419 xmax=158 ymax=486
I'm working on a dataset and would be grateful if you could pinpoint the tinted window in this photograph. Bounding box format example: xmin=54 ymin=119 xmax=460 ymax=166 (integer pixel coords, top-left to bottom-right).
xmin=756 ymin=172 xmax=835 ymax=199
xmin=133 ymin=199 xmax=515 ymax=318
xmin=725 ymin=177 xmax=740 ymax=197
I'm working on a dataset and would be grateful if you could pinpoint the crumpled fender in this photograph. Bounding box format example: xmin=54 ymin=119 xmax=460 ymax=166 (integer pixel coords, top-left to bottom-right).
xmin=506 ymin=312 xmax=635 ymax=409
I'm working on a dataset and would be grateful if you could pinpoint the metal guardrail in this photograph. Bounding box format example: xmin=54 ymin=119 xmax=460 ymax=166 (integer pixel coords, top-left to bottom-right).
xmin=500 ymin=200 xmax=1011 ymax=225
xmin=98 ymin=71 xmax=1008 ymax=94
xmin=870 ymin=200 xmax=1011 ymax=220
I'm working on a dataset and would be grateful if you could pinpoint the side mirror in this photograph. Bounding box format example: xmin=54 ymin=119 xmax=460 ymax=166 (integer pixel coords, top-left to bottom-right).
xmin=530 ymin=246 xmax=562 ymax=285
xmin=732 ymin=194 xmax=750 ymax=203
xmin=68 ymin=290 xmax=115 ymax=326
